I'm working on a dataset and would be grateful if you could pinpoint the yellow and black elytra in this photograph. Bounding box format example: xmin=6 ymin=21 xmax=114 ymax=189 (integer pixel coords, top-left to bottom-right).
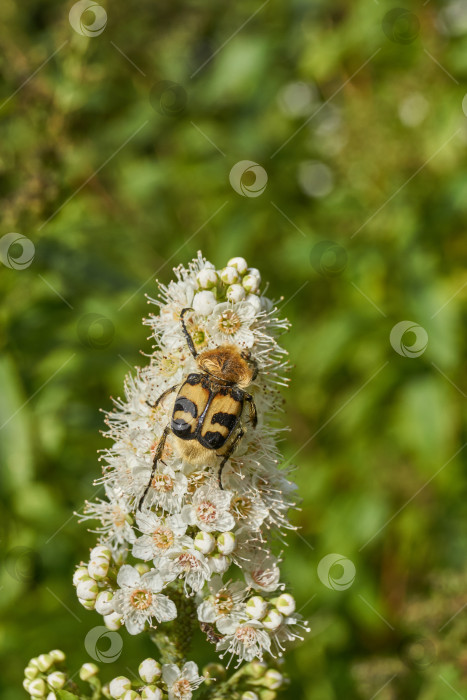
xmin=138 ymin=308 xmax=258 ymax=509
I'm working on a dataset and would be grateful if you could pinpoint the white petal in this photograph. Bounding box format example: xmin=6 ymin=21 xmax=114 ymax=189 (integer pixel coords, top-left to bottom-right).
xmin=132 ymin=536 xmax=156 ymax=561
xmin=162 ymin=664 xmax=180 ymax=686
xmin=152 ymin=595 xmax=177 ymax=622
xmin=181 ymin=505 xmax=195 ymax=525
xmin=117 ymin=565 xmax=140 ymax=589
xmin=215 ymin=512 xmax=235 ymax=531
xmin=217 ymin=617 xmax=239 ymax=635
xmin=197 ymin=601 xmax=217 ymax=623
xmin=141 ymin=570 xmax=165 ymax=593
xmin=125 ymin=615 xmax=145 ymax=635
xmin=182 ymin=661 xmax=199 ymax=682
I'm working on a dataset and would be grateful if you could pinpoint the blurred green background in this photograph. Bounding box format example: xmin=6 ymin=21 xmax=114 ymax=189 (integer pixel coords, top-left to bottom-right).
xmin=1 ymin=0 xmax=467 ymax=697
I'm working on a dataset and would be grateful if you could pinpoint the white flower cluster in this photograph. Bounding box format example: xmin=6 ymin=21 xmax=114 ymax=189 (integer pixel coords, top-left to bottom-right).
xmin=22 ymin=649 xmax=205 ymax=700
xmin=74 ymin=252 xmax=308 ymax=666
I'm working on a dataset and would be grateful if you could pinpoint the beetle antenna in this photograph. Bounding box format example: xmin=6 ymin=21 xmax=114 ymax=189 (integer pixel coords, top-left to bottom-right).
xmin=180 ymin=307 xmax=198 ymax=359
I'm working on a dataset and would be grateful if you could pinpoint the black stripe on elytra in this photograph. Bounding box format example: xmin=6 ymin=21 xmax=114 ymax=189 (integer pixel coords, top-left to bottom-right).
xmin=211 ymin=412 xmax=237 ymax=431
xmin=174 ymin=396 xmax=198 ymax=418
xmin=202 ymin=431 xmax=226 ymax=449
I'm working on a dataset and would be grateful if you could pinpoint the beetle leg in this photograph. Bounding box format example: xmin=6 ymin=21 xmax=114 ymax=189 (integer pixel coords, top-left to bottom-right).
xmin=146 ymin=384 xmax=178 ymax=409
xmin=217 ymin=428 xmax=245 ymax=489
xmin=243 ymin=393 xmax=257 ymax=428
xmin=138 ymin=424 xmax=171 ymax=510
xmin=180 ymin=307 xmax=198 ymax=359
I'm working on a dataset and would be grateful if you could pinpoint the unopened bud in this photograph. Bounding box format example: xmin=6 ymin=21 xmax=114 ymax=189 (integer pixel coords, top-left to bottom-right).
xmin=262 ymin=669 xmax=284 ymax=690
xmin=262 ymin=609 xmax=283 ymax=631
xmin=141 ymin=687 xmax=162 ymax=700
xmin=73 ymin=566 xmax=89 ymax=586
xmin=76 ymin=578 xmax=99 ymax=600
xmin=95 ymin=590 xmax=114 ymax=615
xmin=24 ymin=666 xmax=38 ymax=681
xmin=109 ymin=676 xmax=131 ymax=699
xmin=47 ymin=671 xmax=66 ymax=689
xmin=36 ymin=654 xmax=54 ymax=672
xmin=197 ymin=269 xmax=219 ymax=290
xmin=228 ymin=257 xmax=248 ymax=275
xmin=217 ymin=531 xmax=236 ymax=555
xmin=29 ymin=678 xmax=47 ymax=697
xmin=88 ymin=556 xmax=110 ymax=581
xmin=90 ymin=545 xmax=112 ymax=561
xmin=79 ymin=663 xmax=99 ymax=681
xmin=226 ymin=284 xmax=246 ymax=302
xmin=220 ymin=266 xmax=240 ymax=285
xmin=243 ymin=274 xmax=260 ymax=294
xmin=49 ymin=650 xmax=66 ymax=663
xmin=194 ymin=531 xmax=216 ymax=554
xmin=104 ymin=612 xmax=123 ymax=630
xmin=138 ymin=658 xmax=162 ymax=684
xmin=246 ymin=596 xmax=268 ymax=620
xmin=275 ymin=593 xmax=295 ymax=616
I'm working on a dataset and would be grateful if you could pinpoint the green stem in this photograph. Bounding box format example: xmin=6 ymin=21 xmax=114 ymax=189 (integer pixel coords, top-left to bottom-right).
xmin=150 ymin=580 xmax=197 ymax=665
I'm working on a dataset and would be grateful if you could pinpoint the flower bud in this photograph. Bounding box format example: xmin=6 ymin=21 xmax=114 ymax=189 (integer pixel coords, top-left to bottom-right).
xmin=95 ymin=590 xmax=115 ymax=615
xmin=109 ymin=676 xmax=131 ymax=699
xmin=23 ymin=679 xmax=31 ymax=692
xmin=47 ymin=692 xmax=58 ymax=700
xmin=228 ymin=257 xmax=248 ymax=275
xmin=122 ymin=692 xmax=140 ymax=700
xmin=226 ymin=284 xmax=246 ymax=302
xmin=76 ymin=578 xmax=99 ymax=600
xmin=208 ymin=552 xmax=230 ymax=574
xmin=262 ymin=609 xmax=283 ymax=631
xmin=202 ymin=663 xmax=225 ymax=682
xmin=25 ymin=666 xmax=39 ymax=680
xmin=90 ymin=545 xmax=112 ymax=561
xmin=247 ymin=660 xmax=267 ymax=679
xmin=246 ymin=267 xmax=261 ymax=281
xmin=262 ymin=670 xmax=284 ymax=690
xmin=220 ymin=266 xmax=239 ymax=285
xmin=242 ymin=693 xmax=259 ymax=700
xmin=216 ymin=531 xmax=236 ymax=555
xmin=194 ymin=531 xmax=216 ymax=554
xmin=29 ymin=658 xmax=40 ymax=669
xmin=49 ymin=650 xmax=66 ymax=663
xmin=246 ymin=596 xmax=268 ymax=620
xmin=197 ymin=269 xmax=219 ymax=290
xmin=193 ymin=290 xmax=217 ymax=316
xmin=138 ymin=658 xmax=162 ymax=684
xmin=29 ymin=678 xmax=47 ymax=697
xmin=47 ymin=671 xmax=66 ymax=689
xmin=88 ymin=556 xmax=110 ymax=581
xmin=134 ymin=563 xmax=150 ymax=576
xmin=245 ymin=294 xmax=262 ymax=314
xmin=243 ymin=274 xmax=260 ymax=294
xmin=37 ymin=654 xmax=54 ymax=672
xmin=258 ymin=691 xmax=276 ymax=700
xmin=79 ymin=663 xmax=99 ymax=681
xmin=141 ymin=687 xmax=162 ymax=700
xmin=73 ymin=566 xmax=89 ymax=586
xmin=104 ymin=611 xmax=123 ymax=630
xmin=78 ymin=596 xmax=96 ymax=610
xmin=275 ymin=593 xmax=295 ymax=616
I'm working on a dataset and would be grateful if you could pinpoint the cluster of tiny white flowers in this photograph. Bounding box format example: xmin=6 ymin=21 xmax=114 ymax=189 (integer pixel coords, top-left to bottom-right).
xmin=74 ymin=252 xmax=309 ymax=667
xmin=22 ymin=650 xmax=205 ymax=700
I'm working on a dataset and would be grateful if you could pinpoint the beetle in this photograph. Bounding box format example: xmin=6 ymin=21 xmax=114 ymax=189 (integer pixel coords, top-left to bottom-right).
xmin=138 ymin=307 xmax=258 ymax=509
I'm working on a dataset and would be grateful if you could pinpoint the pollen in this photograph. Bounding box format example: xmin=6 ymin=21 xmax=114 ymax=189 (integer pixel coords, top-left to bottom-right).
xmin=214 ymin=590 xmax=234 ymax=614
xmin=152 ymin=473 xmax=174 ymax=492
xmin=235 ymin=625 xmax=256 ymax=646
xmin=171 ymin=679 xmax=191 ymax=698
xmin=129 ymin=589 xmax=153 ymax=610
xmin=196 ymin=501 xmax=217 ymax=523
xmin=218 ymin=310 xmax=241 ymax=335
xmin=230 ymin=495 xmax=252 ymax=519
xmin=177 ymin=553 xmax=199 ymax=571
xmin=152 ymin=526 xmax=174 ymax=549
